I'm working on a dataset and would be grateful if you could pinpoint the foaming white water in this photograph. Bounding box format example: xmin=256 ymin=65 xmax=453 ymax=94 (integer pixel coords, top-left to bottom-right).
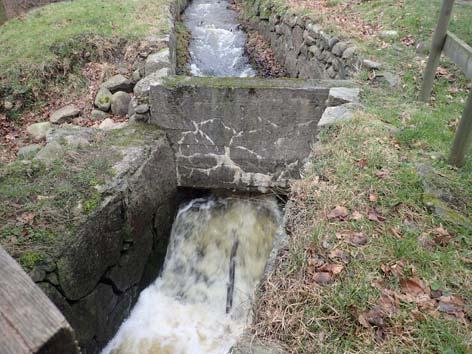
xmin=183 ymin=0 xmax=256 ymax=77
xmin=101 ymin=196 xmax=282 ymax=354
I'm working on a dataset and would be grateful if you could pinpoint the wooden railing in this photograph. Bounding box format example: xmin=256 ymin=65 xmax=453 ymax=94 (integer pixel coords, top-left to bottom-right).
xmin=420 ymin=0 xmax=472 ymax=167
xmin=0 ymin=246 xmax=80 ymax=354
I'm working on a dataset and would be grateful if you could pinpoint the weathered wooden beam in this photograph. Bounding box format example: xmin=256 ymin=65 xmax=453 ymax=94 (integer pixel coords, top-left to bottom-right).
xmin=0 ymin=246 xmax=80 ymax=354
xmin=420 ymin=0 xmax=455 ymax=102
xmin=449 ymin=90 xmax=472 ymax=167
xmin=443 ymin=31 xmax=472 ymax=80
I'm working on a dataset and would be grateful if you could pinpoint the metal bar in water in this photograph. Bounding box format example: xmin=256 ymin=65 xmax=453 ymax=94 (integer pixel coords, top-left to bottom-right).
xmin=226 ymin=238 xmax=239 ymax=314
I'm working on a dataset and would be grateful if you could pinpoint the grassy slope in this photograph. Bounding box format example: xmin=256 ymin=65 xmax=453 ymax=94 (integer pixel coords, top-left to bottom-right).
xmin=0 ymin=0 xmax=169 ymax=115
xmin=252 ymin=0 xmax=472 ymax=353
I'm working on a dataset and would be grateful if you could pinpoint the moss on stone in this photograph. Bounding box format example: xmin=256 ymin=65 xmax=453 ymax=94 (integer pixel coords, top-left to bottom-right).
xmin=165 ymin=75 xmax=351 ymax=90
xmin=0 ymin=125 xmax=162 ymax=269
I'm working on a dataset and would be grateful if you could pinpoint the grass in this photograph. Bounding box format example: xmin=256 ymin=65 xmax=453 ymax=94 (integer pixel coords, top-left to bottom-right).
xmin=0 ymin=0 xmax=169 ymax=117
xmin=246 ymin=0 xmax=472 ymax=352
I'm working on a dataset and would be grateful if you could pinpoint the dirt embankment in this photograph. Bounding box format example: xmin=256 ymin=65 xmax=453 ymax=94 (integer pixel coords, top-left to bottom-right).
xmin=1 ymin=0 xmax=62 ymax=18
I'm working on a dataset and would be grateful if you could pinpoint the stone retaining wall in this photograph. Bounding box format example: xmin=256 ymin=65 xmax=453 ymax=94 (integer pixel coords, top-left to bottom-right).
xmin=27 ymin=127 xmax=178 ymax=354
xmin=239 ymin=0 xmax=360 ymax=79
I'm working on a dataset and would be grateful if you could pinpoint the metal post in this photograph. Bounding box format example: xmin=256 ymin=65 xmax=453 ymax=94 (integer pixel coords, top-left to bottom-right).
xmin=449 ymin=90 xmax=472 ymax=167
xmin=419 ymin=0 xmax=455 ymax=102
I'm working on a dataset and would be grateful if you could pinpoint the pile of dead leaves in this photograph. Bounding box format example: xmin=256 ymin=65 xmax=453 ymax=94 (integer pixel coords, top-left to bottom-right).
xmin=356 ymin=275 xmax=469 ymax=342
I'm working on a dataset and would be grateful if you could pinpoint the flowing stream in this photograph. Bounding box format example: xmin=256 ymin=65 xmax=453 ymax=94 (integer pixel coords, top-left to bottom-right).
xmin=183 ymin=0 xmax=255 ymax=77
xmin=102 ymin=196 xmax=282 ymax=354
xmin=101 ymin=2 xmax=270 ymax=353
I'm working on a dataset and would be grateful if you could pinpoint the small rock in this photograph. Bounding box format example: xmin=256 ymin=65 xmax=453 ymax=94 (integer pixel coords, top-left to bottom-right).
xmin=379 ymin=30 xmax=399 ymax=40
xmin=98 ymin=118 xmax=128 ymax=131
xmin=50 ymin=105 xmax=81 ymax=124
xmin=131 ymin=69 xmax=141 ymax=83
xmin=318 ymin=103 xmax=360 ymax=127
xmin=29 ymin=267 xmax=46 ymax=282
xmin=145 ymin=48 xmax=171 ymax=76
xmin=332 ymin=41 xmax=348 ymax=56
xmin=91 ymin=109 xmax=109 ymax=121
xmin=94 ymin=87 xmax=113 ymax=112
xmin=135 ymin=104 xmax=149 ymax=114
xmin=362 ymin=59 xmax=382 ymax=70
xmin=342 ymin=46 xmax=357 ymax=59
xmin=328 ymin=87 xmax=361 ymax=105
xmin=26 ymin=122 xmax=52 ymax=140
xmin=47 ymin=273 xmax=60 ymax=286
xmin=3 ymin=100 xmax=14 ymax=111
xmin=102 ymin=75 xmax=133 ymax=93
xmin=376 ymin=71 xmax=401 ymax=88
xmin=111 ymin=92 xmax=131 ymax=116
xmin=134 ymin=68 xmax=170 ymax=98
xmin=115 ymin=64 xmax=129 ymax=75
xmin=18 ymin=144 xmax=42 ymax=158
xmin=35 ymin=141 xmax=64 ymax=162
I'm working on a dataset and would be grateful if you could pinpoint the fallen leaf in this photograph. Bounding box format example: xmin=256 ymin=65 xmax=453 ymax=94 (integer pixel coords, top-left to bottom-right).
xmin=369 ymin=194 xmax=378 ymax=202
xmin=358 ymin=308 xmax=385 ymax=328
xmin=437 ymin=296 xmax=465 ymax=316
xmin=327 ymin=206 xmax=349 ymax=221
xmin=400 ymin=277 xmax=427 ymax=297
xmin=357 ymin=158 xmax=368 ymax=168
xmin=375 ymin=169 xmax=390 ymax=179
xmin=368 ymin=209 xmax=386 ymax=222
xmin=351 ymin=211 xmax=363 ymax=220
xmin=319 ymin=263 xmax=344 ymax=275
xmin=347 ymin=232 xmax=368 ymax=247
xmin=313 ymin=272 xmax=334 ymax=285
xmin=16 ymin=212 xmax=36 ymax=225
xmin=328 ymin=249 xmax=350 ymax=264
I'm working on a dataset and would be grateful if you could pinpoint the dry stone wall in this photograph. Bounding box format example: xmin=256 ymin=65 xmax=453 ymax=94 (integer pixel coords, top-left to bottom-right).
xmin=240 ymin=0 xmax=361 ymax=79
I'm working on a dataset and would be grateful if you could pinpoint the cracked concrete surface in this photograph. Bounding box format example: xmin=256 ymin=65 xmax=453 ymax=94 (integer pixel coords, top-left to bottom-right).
xmin=151 ymin=76 xmax=352 ymax=191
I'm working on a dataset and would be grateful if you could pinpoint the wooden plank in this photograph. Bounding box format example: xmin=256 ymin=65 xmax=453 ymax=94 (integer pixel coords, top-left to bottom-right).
xmin=0 ymin=246 xmax=79 ymax=354
xmin=444 ymin=31 xmax=472 ymax=79
xmin=420 ymin=0 xmax=456 ymax=102
xmin=449 ymin=90 xmax=472 ymax=167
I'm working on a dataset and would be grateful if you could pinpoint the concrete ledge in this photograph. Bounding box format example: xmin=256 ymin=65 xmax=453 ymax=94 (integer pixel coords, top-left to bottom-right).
xmin=150 ymin=76 xmax=353 ymax=191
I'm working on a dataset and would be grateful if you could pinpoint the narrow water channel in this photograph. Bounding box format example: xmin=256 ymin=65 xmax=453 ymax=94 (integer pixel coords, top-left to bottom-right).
xmin=101 ymin=3 xmax=277 ymax=352
xmin=183 ymin=0 xmax=255 ymax=77
xmin=102 ymin=196 xmax=282 ymax=354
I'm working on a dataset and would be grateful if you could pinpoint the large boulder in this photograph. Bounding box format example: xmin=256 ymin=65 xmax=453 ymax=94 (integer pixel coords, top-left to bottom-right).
xmin=111 ymin=92 xmax=131 ymax=116
xmin=94 ymin=88 xmax=113 ymax=112
xmin=26 ymin=122 xmax=52 ymax=140
xmin=50 ymin=105 xmax=81 ymax=124
xmin=101 ymin=75 xmax=133 ymax=93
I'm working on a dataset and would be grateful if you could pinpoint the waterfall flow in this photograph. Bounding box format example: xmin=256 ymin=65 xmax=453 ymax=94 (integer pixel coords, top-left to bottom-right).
xmin=102 ymin=196 xmax=282 ymax=354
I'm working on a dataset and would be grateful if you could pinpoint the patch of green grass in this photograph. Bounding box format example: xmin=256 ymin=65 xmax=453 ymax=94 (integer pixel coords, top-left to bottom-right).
xmin=0 ymin=0 xmax=169 ymax=117
xmin=19 ymin=251 xmax=45 ymax=270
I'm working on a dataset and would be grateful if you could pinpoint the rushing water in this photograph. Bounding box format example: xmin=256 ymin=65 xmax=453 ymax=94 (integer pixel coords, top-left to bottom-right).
xmin=102 ymin=196 xmax=282 ymax=354
xmin=183 ymin=0 xmax=255 ymax=77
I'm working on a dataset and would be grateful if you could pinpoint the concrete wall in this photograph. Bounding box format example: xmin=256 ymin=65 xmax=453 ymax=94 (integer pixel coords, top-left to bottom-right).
xmin=149 ymin=76 xmax=353 ymax=192
xmin=30 ymin=130 xmax=178 ymax=354
xmin=240 ymin=0 xmax=360 ymax=79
